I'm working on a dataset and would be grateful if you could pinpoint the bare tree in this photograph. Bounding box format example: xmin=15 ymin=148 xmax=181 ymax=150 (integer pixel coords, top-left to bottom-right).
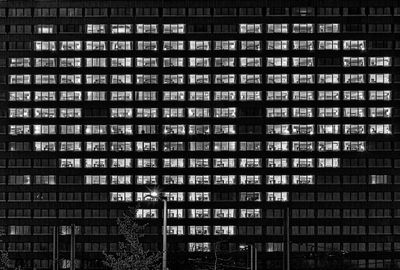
xmin=0 ymin=233 xmax=9 ymax=270
xmin=103 ymin=207 xmax=161 ymax=270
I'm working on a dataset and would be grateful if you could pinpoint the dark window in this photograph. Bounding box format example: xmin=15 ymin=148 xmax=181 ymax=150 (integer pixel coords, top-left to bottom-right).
xmin=110 ymin=8 xmax=133 ymax=16
xmin=136 ymin=8 xmax=159 ymax=16
xmin=214 ymin=8 xmax=236 ymax=16
xmin=188 ymin=8 xmax=210 ymax=16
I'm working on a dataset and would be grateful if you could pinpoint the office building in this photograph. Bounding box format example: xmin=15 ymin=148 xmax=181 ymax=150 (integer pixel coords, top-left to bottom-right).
xmin=1 ymin=0 xmax=400 ymax=269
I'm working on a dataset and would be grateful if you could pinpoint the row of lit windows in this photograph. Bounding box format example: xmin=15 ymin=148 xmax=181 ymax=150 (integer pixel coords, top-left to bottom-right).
xmin=5 ymin=157 xmax=397 ymax=169
xmin=7 ymin=90 xmax=392 ymax=102
xmin=8 ymin=73 xmax=391 ymax=85
xmin=6 ymin=141 xmax=396 ymax=153
xmin=10 ymin=191 xmax=400 ymax=202
xmin=18 ymin=141 xmax=366 ymax=152
xmin=2 ymin=7 xmax=400 ymax=17
xmin=8 ymin=107 xmax=392 ymax=118
xmin=25 ymin=40 xmax=367 ymax=51
xmin=2 ymin=157 xmax=341 ymax=169
xmin=10 ymin=23 xmax=400 ymax=35
xmin=2 ymin=174 xmax=391 ymax=185
xmin=8 ymin=124 xmax=392 ymax=135
xmin=9 ymin=57 xmax=392 ymax=68
xmin=10 ymin=191 xmax=388 ymax=203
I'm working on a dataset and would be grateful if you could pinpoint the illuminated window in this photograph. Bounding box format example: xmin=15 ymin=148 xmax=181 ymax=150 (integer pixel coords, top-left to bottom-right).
xmin=215 ymin=74 xmax=236 ymax=84
xmin=215 ymin=58 xmax=235 ymax=67
xmin=343 ymin=57 xmax=365 ymax=67
xmin=293 ymin=74 xmax=315 ymax=84
xmin=369 ymin=57 xmax=391 ymax=66
xmin=188 ymin=243 xmax=211 ymax=252
xmin=59 ymin=158 xmax=81 ymax=168
xmin=293 ymin=40 xmax=314 ymax=50
xmin=59 ymin=108 xmax=81 ymax=118
xmin=318 ymin=158 xmax=340 ymax=168
xmin=318 ymin=107 xmax=340 ymax=117
xmin=163 ymin=41 xmax=184 ymax=51
xmin=135 ymin=57 xmax=157 ymax=67
xmin=318 ymin=141 xmax=340 ymax=152
xmin=34 ymin=58 xmax=56 ymax=67
xmin=136 ymin=74 xmax=158 ymax=84
xmin=239 ymin=175 xmax=262 ymax=185
xmin=163 ymin=74 xmax=185 ymax=84
xmin=34 ymin=41 xmax=56 ymax=51
xmin=85 ymin=74 xmax=107 ymax=84
xmin=318 ymin=74 xmax=340 ymax=84
xmin=369 ymin=107 xmax=391 ymax=118
xmin=214 ymin=40 xmax=236 ymax=50
xmin=60 ymin=41 xmax=82 ymax=51
xmin=214 ymin=175 xmax=236 ymax=184
xmin=266 ymin=91 xmax=289 ymax=101
xmin=240 ymin=209 xmax=261 ymax=218
xmin=369 ymin=74 xmax=391 ymax=84
xmin=344 ymin=91 xmax=365 ymax=100
xmin=267 ymin=57 xmax=289 ymax=67
xmin=164 ymin=57 xmax=184 ymax=67
xmin=33 ymin=108 xmax=56 ymax=118
xmin=343 ymin=40 xmax=366 ymax=50
xmin=239 ymin=24 xmax=262 ymax=33
xmin=9 ymin=58 xmax=30 ymax=67
xmin=266 ymin=74 xmax=288 ymax=84
xmin=86 ymin=24 xmax=106 ymax=34
xmin=189 ymin=40 xmax=210 ymax=50
xmin=136 ymin=41 xmax=157 ymax=51
xmin=266 ymin=158 xmax=288 ymax=168
xmin=267 ymin=23 xmax=288 ymax=33
xmin=292 ymin=107 xmax=313 ymax=117
xmin=188 ymin=175 xmax=211 ymax=185
xmin=136 ymin=24 xmax=158 ymax=34
xmin=240 ymin=40 xmax=261 ymax=50
xmin=111 ymin=74 xmax=133 ymax=84
xmin=85 ymin=41 xmax=107 ymax=51
xmin=60 ymin=58 xmax=81 ymax=68
xmin=189 ymin=74 xmax=211 ymax=84
xmin=111 ymin=24 xmax=132 ymax=34
xmin=136 ymin=209 xmax=157 ymax=218
xmin=292 ymin=158 xmax=314 ymax=168
xmin=293 ymin=91 xmax=314 ymax=101
xmin=110 ymin=41 xmax=133 ymax=50
xmin=266 ymin=192 xmax=288 ymax=201
xmin=293 ymin=175 xmax=314 ymax=185
xmin=110 ymin=192 xmax=132 ymax=202
xmin=266 ymin=40 xmax=289 ymax=50
xmin=369 ymin=90 xmax=391 ymax=100
xmin=318 ymin=40 xmax=340 ymax=50
xmin=343 ymin=124 xmax=365 ymax=135
xmin=343 ymin=141 xmax=366 ymax=152
xmin=318 ymin=91 xmax=340 ymax=100
xmin=35 ymin=24 xmax=55 ymax=34
xmin=266 ymin=141 xmax=289 ymax=151
xmin=163 ymin=24 xmax=185 ymax=34
xmin=318 ymin=23 xmax=340 ymax=33
xmin=189 ymin=57 xmax=210 ymax=67
xmin=293 ymin=23 xmax=314 ymax=33
xmin=292 ymin=141 xmax=314 ymax=151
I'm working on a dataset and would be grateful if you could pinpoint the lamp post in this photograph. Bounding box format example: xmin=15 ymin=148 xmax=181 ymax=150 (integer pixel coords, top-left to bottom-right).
xmin=150 ymin=191 xmax=168 ymax=270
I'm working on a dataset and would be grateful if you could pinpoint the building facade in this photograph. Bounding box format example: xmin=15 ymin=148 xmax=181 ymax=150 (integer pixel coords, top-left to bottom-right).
xmin=0 ymin=0 xmax=400 ymax=269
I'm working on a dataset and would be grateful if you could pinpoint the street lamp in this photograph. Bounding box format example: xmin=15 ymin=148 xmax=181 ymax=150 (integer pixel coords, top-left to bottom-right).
xmin=149 ymin=191 xmax=168 ymax=270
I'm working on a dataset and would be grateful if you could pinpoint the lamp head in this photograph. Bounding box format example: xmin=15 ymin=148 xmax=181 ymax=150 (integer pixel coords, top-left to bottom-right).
xmin=150 ymin=191 xmax=159 ymax=198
